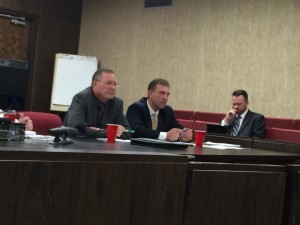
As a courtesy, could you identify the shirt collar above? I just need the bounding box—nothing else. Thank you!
[91,89,107,107]
[147,99,159,116]
[238,109,248,119]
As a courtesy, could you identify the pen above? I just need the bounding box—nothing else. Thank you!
[125,129,135,133]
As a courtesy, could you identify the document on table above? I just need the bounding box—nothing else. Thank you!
[203,141,244,150]
[97,138,131,143]
[130,138,194,149]
[131,138,194,146]
[25,131,54,141]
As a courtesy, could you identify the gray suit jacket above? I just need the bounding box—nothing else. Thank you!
[226,110,265,138]
[64,87,130,138]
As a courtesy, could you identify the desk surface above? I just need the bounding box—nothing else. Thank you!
[0,137,299,164]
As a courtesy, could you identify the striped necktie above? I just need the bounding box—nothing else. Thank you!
[152,112,158,130]
[231,115,241,136]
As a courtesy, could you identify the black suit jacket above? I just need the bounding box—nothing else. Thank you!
[226,110,265,138]
[64,87,130,138]
[126,97,183,139]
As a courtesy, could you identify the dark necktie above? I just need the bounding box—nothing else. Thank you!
[97,104,105,128]
[231,115,241,136]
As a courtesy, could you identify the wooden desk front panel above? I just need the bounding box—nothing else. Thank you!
[253,139,300,154]
[291,171,300,225]
[185,163,286,225]
[0,160,187,225]
[284,165,300,225]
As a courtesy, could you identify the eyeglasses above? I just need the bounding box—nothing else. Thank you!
[95,80,120,87]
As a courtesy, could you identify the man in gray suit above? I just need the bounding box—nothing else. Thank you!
[64,68,130,138]
[221,90,265,138]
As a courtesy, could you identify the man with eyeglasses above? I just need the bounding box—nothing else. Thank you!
[64,68,130,138]
[126,78,193,142]
[221,89,265,138]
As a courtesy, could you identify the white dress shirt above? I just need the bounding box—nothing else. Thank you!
[146,100,167,140]
[221,109,249,129]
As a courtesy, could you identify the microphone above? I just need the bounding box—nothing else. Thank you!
[49,126,80,144]
[50,126,80,136]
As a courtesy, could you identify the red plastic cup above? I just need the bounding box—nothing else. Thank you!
[3,110,16,123]
[106,124,118,143]
[194,130,206,147]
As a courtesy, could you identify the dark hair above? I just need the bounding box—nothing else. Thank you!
[232,90,248,101]
[92,68,115,81]
[147,78,170,91]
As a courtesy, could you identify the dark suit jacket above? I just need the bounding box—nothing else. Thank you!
[64,87,130,138]
[126,97,183,139]
[225,110,265,138]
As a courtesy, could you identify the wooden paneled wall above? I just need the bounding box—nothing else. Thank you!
[0,0,82,111]
[0,17,29,60]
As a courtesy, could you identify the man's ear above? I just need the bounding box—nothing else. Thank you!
[147,90,152,98]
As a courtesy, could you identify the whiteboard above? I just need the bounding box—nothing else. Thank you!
[50,53,98,111]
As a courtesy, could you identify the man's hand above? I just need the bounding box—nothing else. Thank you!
[166,128,181,141]
[19,113,33,131]
[224,109,237,124]
[180,128,193,142]
[89,127,102,131]
[116,125,126,137]
[90,125,125,137]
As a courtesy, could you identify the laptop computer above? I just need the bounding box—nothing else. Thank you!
[206,124,227,135]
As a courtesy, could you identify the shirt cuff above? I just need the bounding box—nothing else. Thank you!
[221,119,228,126]
[158,132,167,140]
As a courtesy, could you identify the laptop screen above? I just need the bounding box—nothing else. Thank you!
[206,124,227,135]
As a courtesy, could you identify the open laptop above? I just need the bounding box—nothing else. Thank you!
[206,124,227,135]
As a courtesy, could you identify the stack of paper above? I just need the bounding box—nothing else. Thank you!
[203,141,243,150]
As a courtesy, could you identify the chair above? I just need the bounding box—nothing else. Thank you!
[292,119,300,130]
[17,111,63,135]
[177,119,194,129]
[192,120,207,131]
[265,127,271,138]
[194,111,225,123]
[265,127,300,144]
[173,110,194,120]
[264,117,294,129]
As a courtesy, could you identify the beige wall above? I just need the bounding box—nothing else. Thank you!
[79,0,300,119]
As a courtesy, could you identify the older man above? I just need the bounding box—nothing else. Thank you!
[64,68,130,138]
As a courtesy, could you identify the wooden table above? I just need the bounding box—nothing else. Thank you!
[0,137,299,225]
[1,138,299,164]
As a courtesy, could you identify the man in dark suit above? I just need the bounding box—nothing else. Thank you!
[63,68,130,138]
[126,78,192,142]
[221,90,265,138]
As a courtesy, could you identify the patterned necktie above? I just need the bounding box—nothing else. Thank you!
[152,112,158,130]
[231,115,241,136]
